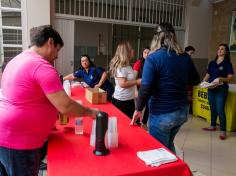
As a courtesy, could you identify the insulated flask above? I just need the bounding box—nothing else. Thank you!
[93,111,110,156]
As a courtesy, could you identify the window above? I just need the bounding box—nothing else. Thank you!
[0,0,22,65]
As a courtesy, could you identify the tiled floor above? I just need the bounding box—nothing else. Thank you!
[39,115,236,176]
[175,115,236,176]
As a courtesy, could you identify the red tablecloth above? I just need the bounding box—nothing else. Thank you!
[47,86,192,176]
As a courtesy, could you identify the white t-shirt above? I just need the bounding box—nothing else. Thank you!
[113,66,136,101]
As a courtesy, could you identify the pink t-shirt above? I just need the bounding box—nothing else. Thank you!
[0,50,63,149]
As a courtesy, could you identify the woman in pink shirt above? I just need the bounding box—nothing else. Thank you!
[0,25,98,176]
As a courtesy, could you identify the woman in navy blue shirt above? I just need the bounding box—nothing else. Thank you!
[202,44,234,140]
[64,55,114,101]
[130,23,200,153]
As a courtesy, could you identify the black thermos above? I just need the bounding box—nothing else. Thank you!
[93,111,110,156]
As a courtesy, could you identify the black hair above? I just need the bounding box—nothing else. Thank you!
[185,46,195,52]
[79,54,95,69]
[136,47,150,79]
[30,25,64,48]
[139,46,150,60]
[215,43,231,62]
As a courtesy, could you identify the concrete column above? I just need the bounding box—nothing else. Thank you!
[21,0,51,49]
[185,0,212,59]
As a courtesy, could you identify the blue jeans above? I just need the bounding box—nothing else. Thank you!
[0,146,41,176]
[148,105,189,153]
[208,87,228,131]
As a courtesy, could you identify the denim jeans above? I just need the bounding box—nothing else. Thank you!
[208,87,228,131]
[148,105,189,153]
[0,146,41,176]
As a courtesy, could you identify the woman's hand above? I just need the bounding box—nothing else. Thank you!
[212,77,223,86]
[130,110,142,125]
[204,77,223,89]
[136,78,142,86]
[94,71,107,89]
[94,83,101,88]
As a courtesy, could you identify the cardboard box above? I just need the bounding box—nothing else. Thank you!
[85,88,107,104]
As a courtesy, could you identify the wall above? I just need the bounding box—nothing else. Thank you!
[209,0,236,80]
[185,0,212,79]
[74,21,111,55]
[21,0,51,49]
[185,0,212,59]
[74,21,112,70]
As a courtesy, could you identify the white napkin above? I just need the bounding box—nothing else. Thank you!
[137,148,177,167]
[199,81,215,88]
[199,81,222,89]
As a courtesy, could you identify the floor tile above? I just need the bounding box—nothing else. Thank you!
[175,115,236,176]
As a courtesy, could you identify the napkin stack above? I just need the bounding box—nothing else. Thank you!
[199,81,222,88]
[137,148,177,167]
[199,81,215,88]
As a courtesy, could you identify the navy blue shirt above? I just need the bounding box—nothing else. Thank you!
[137,48,200,114]
[207,59,234,88]
[74,66,114,100]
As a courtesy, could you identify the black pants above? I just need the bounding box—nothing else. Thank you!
[112,98,135,119]
[40,141,48,161]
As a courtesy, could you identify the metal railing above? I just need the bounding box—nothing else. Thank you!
[3,28,22,45]
[55,0,185,29]
[0,0,22,64]
[3,46,22,63]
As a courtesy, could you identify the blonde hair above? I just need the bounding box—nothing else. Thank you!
[109,41,133,77]
[150,23,183,54]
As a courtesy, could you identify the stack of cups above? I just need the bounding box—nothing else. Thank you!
[90,117,118,148]
[107,117,118,148]
[63,80,71,96]
[90,120,96,146]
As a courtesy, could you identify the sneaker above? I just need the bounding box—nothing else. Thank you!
[39,162,47,170]
[202,127,216,131]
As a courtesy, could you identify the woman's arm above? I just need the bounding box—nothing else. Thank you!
[134,70,138,79]
[133,70,142,87]
[216,62,234,84]
[217,74,233,84]
[130,85,152,125]
[202,73,210,82]
[117,77,140,88]
[63,73,75,81]
[95,72,107,88]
